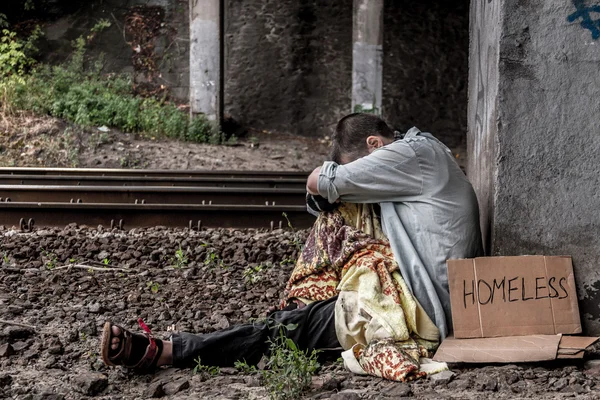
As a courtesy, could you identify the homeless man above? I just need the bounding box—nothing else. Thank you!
[100,113,483,381]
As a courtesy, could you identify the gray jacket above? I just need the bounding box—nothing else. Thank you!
[317,127,483,338]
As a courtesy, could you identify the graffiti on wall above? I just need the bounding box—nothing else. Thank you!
[568,0,600,40]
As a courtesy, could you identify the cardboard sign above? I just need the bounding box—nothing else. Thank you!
[433,334,598,363]
[447,256,581,339]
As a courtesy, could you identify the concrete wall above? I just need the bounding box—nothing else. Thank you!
[225,0,470,139]
[383,0,470,148]
[224,0,352,137]
[468,0,600,334]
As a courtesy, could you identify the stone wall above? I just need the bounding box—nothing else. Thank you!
[382,0,470,148]
[224,0,352,138]
[468,0,600,334]
[225,0,470,140]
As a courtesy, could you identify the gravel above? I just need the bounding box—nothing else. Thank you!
[1,224,600,399]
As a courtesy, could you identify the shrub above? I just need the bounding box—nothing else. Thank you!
[0,22,220,143]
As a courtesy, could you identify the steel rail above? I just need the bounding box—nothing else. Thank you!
[0,175,306,189]
[2,202,315,230]
[0,168,309,179]
[0,185,305,205]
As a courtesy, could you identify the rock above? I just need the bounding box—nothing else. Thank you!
[88,302,102,314]
[80,322,97,336]
[11,341,30,352]
[330,390,362,400]
[163,378,190,395]
[7,326,34,339]
[244,375,261,387]
[561,383,587,394]
[42,355,58,369]
[47,344,63,355]
[478,376,498,391]
[23,348,39,360]
[0,343,14,357]
[554,377,568,391]
[72,372,108,396]
[381,382,412,397]
[311,374,342,391]
[0,373,12,387]
[430,370,455,386]
[584,360,600,378]
[213,315,230,330]
[33,392,65,400]
[66,330,79,343]
[219,367,238,375]
[143,381,165,398]
[510,380,527,393]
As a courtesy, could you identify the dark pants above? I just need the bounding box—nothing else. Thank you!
[171,296,341,368]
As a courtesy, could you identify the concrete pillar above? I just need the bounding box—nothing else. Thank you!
[352,0,383,114]
[189,0,221,122]
[468,0,600,333]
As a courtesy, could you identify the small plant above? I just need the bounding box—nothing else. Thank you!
[171,246,188,269]
[243,263,270,285]
[279,257,295,267]
[282,212,303,252]
[2,251,9,265]
[43,250,58,270]
[261,325,320,400]
[204,251,225,270]
[192,356,220,376]
[234,359,258,374]
[88,19,111,41]
[146,281,160,294]
[80,332,88,342]
[102,258,110,266]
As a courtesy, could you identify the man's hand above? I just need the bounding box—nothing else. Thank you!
[306,166,321,195]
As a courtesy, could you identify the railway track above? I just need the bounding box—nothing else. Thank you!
[0,168,314,230]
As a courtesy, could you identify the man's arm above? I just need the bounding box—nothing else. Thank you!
[306,167,320,195]
[316,141,424,204]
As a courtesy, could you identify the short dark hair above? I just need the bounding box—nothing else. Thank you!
[329,113,395,163]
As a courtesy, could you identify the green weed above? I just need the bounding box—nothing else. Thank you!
[234,359,257,374]
[192,356,220,376]
[282,212,303,252]
[43,250,58,270]
[204,251,226,270]
[236,324,320,400]
[146,281,160,294]
[171,246,189,269]
[243,263,270,285]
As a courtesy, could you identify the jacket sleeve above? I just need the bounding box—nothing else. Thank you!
[316,141,423,204]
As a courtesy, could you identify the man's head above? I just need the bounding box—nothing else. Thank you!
[329,113,395,164]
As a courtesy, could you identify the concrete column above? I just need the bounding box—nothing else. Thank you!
[468,0,600,333]
[352,0,383,114]
[189,0,221,122]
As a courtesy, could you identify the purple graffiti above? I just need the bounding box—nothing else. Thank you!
[568,0,600,40]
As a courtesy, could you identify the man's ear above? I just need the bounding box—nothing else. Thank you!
[366,136,384,153]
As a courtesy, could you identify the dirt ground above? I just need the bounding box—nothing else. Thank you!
[0,114,467,171]
[0,115,328,171]
[1,225,600,400]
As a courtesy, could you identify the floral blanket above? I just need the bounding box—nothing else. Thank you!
[284,203,446,382]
